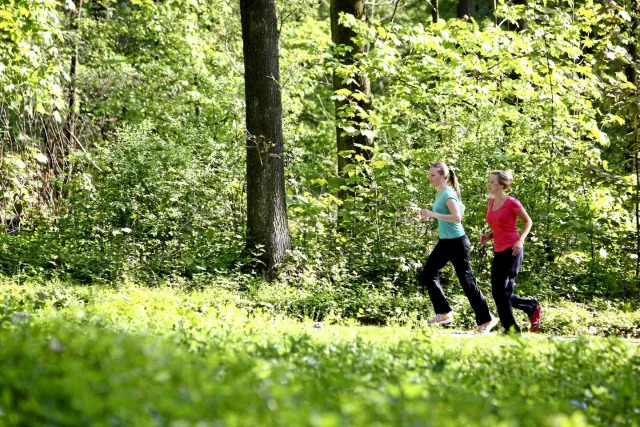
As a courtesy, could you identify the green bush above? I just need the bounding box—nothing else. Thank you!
[0,121,248,282]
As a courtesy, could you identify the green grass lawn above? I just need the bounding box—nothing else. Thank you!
[0,280,638,426]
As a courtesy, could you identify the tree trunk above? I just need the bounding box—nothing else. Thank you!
[431,0,439,23]
[239,0,291,274]
[625,0,639,275]
[330,0,375,201]
[52,0,84,202]
[64,0,83,148]
[625,0,638,88]
[457,0,473,19]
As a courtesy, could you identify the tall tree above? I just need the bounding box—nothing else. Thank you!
[58,0,84,200]
[65,0,83,147]
[431,0,439,22]
[330,0,375,203]
[625,0,640,275]
[457,0,473,19]
[239,0,291,273]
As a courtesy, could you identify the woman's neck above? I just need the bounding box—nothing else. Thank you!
[435,182,448,193]
[493,191,507,201]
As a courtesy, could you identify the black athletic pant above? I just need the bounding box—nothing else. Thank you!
[418,235,492,326]
[491,248,538,333]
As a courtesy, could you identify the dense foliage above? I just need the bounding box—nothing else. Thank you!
[1,0,639,307]
[3,2,640,424]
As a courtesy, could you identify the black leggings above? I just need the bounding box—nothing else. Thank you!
[418,235,492,325]
[491,248,538,333]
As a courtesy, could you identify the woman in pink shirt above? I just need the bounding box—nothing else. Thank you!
[480,171,542,333]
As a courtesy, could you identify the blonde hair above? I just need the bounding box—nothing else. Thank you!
[491,170,513,190]
[431,162,461,199]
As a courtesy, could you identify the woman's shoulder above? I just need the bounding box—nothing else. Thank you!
[443,187,458,199]
[507,196,524,209]
[507,196,521,204]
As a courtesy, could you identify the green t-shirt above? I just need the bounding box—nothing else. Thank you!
[433,187,465,239]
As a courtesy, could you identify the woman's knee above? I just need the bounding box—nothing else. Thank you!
[491,285,510,302]
[418,267,438,283]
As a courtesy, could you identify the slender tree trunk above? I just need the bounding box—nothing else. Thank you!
[431,0,439,23]
[625,0,639,275]
[493,0,497,25]
[457,0,473,19]
[54,0,83,202]
[330,0,375,202]
[543,32,556,263]
[65,0,83,148]
[239,0,291,274]
[635,147,639,277]
[194,75,201,118]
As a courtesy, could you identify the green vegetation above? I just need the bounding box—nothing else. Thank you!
[2,1,640,424]
[1,281,639,426]
[2,0,639,298]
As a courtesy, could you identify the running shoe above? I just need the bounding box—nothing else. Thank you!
[477,316,499,334]
[427,311,454,326]
[529,304,542,332]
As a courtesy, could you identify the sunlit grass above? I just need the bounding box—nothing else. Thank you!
[0,280,638,426]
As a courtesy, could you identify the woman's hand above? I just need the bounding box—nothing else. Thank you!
[512,240,524,255]
[480,234,492,245]
[420,209,434,218]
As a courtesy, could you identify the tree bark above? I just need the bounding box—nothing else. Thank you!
[431,0,439,23]
[457,0,473,19]
[239,0,291,273]
[330,0,375,200]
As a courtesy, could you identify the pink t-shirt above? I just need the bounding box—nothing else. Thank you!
[486,196,523,252]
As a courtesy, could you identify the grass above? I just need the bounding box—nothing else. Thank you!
[0,279,639,426]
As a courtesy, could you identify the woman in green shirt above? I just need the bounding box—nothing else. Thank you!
[418,162,497,334]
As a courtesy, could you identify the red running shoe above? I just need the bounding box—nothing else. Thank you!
[529,304,542,332]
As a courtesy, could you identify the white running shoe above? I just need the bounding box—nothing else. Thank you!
[477,316,499,334]
[427,311,454,326]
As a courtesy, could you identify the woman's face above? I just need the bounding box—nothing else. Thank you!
[487,174,502,195]
[429,167,444,187]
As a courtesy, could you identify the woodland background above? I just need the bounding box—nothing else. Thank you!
[2,1,640,425]
[1,0,640,322]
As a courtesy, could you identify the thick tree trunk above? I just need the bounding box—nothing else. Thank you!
[330,0,375,199]
[457,0,473,19]
[239,0,291,273]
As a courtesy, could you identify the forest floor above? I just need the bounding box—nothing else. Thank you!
[0,280,639,425]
